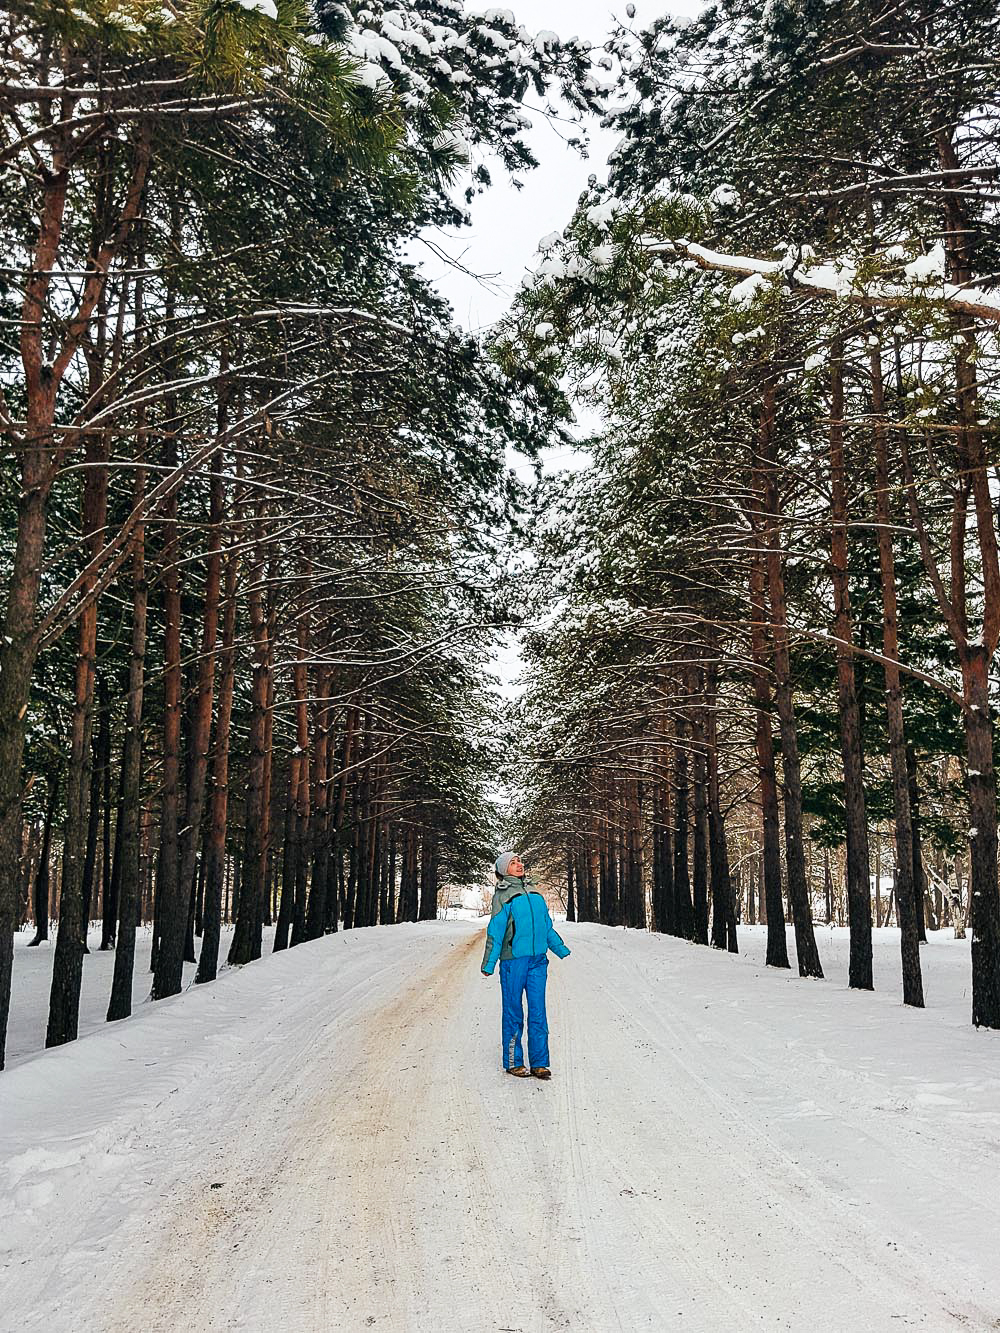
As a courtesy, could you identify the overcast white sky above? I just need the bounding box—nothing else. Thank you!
[419,2,622,337]
[418,1,701,338]
[416,1,701,694]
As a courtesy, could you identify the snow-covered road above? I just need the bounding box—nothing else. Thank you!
[2,921,999,1331]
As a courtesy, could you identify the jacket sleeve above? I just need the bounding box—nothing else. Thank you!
[482,903,511,975]
[544,905,570,959]
[481,891,502,972]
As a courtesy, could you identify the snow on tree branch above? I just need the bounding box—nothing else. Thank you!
[654,239,1000,324]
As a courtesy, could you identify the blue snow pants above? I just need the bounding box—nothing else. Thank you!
[499,954,549,1069]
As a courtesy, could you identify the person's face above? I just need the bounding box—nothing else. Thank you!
[508,855,524,877]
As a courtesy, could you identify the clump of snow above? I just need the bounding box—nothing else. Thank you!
[709,183,740,208]
[348,59,390,89]
[729,271,770,309]
[237,0,278,18]
[432,129,471,160]
[586,200,620,231]
[905,243,946,284]
[535,255,566,280]
[106,8,145,31]
[382,20,433,56]
[351,28,405,70]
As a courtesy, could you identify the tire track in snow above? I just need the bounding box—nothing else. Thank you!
[548,985,630,1332]
[13,946,411,1333]
[104,927,587,1333]
[89,932,473,1332]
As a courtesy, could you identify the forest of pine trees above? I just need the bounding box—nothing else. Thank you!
[501,0,1000,1029]
[4,0,1000,1078]
[0,0,600,1066]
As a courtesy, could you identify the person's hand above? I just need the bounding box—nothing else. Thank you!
[481,969,492,978]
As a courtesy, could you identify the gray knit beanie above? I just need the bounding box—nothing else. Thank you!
[494,851,519,878]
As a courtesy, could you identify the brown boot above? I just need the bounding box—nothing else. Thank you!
[506,1065,531,1078]
[531,1067,552,1080]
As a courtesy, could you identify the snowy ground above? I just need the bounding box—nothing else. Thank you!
[2,921,999,1331]
[5,923,276,1066]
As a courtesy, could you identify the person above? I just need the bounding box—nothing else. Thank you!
[481,851,570,1080]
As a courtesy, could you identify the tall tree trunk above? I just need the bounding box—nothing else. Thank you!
[748,547,789,969]
[178,429,227,972]
[0,154,71,1067]
[690,670,710,945]
[577,838,589,923]
[324,706,357,934]
[906,745,928,944]
[107,459,148,1021]
[196,542,239,985]
[274,767,297,952]
[871,349,923,1008]
[758,378,823,979]
[915,131,1000,1023]
[100,679,113,934]
[673,711,693,939]
[0,480,51,1066]
[962,648,1000,1026]
[598,813,611,927]
[151,424,185,999]
[385,822,398,925]
[150,196,186,998]
[47,385,111,1045]
[100,710,120,951]
[586,839,599,924]
[305,671,333,940]
[419,827,437,921]
[28,768,60,948]
[626,777,643,929]
[81,681,110,950]
[377,819,389,925]
[651,813,663,934]
[229,512,271,966]
[289,612,312,947]
[706,659,737,953]
[259,651,276,942]
[658,781,675,937]
[349,810,365,927]
[828,339,874,989]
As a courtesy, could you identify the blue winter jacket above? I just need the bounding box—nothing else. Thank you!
[482,891,570,975]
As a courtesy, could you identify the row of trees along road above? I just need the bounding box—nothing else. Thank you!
[0,0,605,1068]
[500,0,1000,1028]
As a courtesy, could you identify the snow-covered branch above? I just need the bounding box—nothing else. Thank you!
[654,239,1000,324]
